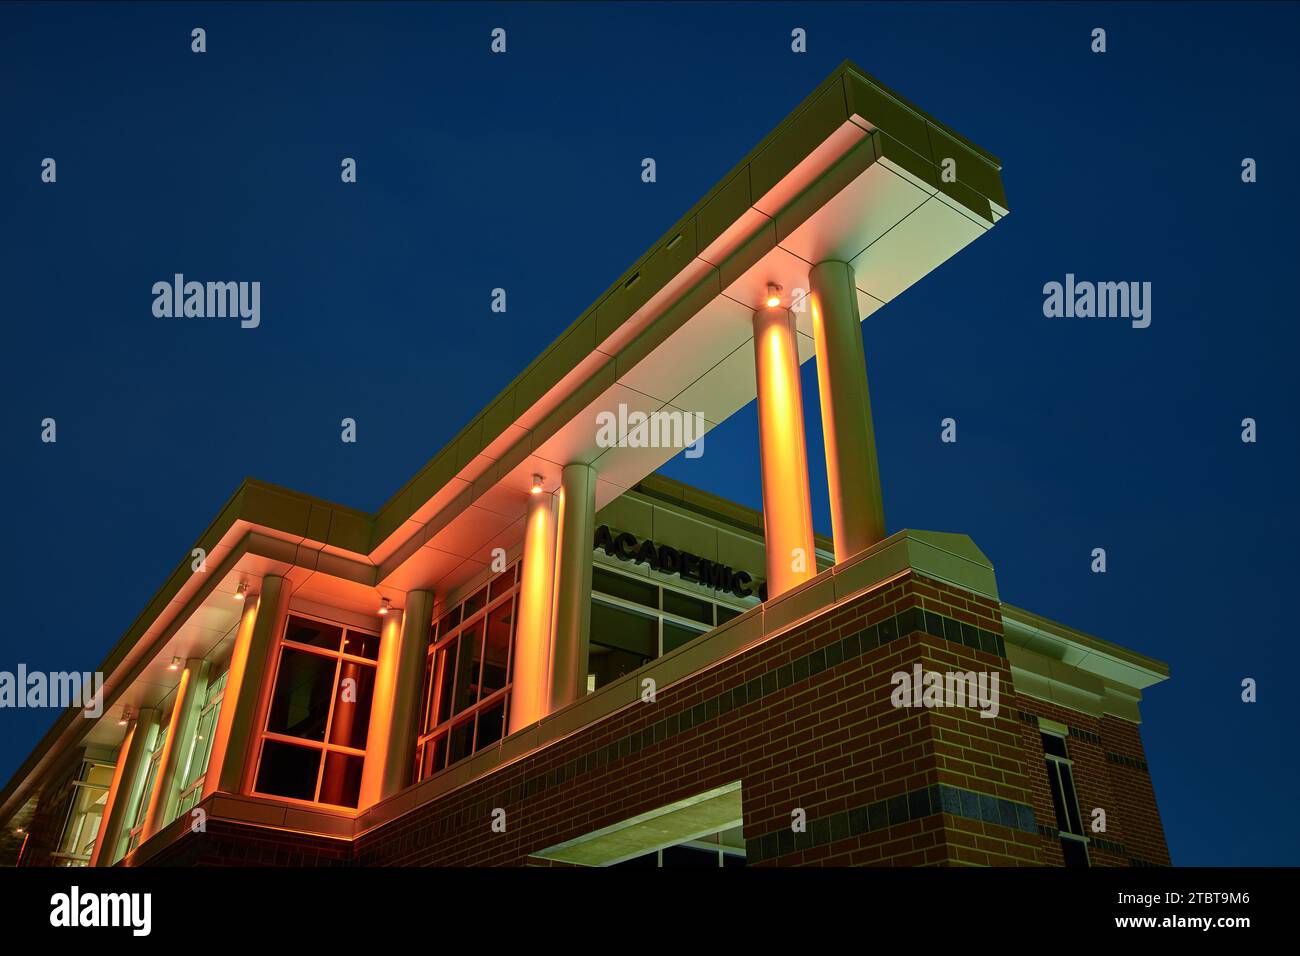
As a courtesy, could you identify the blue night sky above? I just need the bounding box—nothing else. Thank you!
[2,2,1297,866]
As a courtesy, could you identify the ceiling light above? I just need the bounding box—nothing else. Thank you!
[378,597,392,616]
[530,474,544,495]
[764,283,783,308]
[168,656,182,671]
[234,582,248,601]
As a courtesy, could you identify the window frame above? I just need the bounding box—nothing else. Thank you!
[50,759,115,867]
[175,668,229,817]
[414,564,519,783]
[251,610,382,810]
[589,559,755,662]
[1041,730,1090,866]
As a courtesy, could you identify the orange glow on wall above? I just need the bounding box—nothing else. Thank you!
[508,492,557,735]
[752,306,817,598]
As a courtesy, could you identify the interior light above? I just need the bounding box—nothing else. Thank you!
[117,707,131,726]
[168,656,181,671]
[234,582,248,601]
[764,283,783,308]
[378,597,392,616]
[530,474,544,495]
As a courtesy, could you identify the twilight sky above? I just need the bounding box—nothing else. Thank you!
[3,1,1297,865]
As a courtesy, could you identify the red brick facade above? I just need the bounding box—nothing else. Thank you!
[124,571,1169,867]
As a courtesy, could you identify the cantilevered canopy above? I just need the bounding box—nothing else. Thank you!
[0,61,1008,824]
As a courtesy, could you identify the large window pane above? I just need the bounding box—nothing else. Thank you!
[663,589,713,625]
[318,751,364,808]
[588,644,651,690]
[255,740,321,802]
[448,718,475,765]
[476,697,506,749]
[284,616,343,652]
[590,601,657,658]
[432,639,457,728]
[342,628,380,661]
[267,648,337,742]
[481,600,513,698]
[329,660,376,750]
[592,567,658,609]
[453,621,483,714]
[663,620,707,655]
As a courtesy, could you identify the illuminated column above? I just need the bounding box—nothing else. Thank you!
[550,462,596,712]
[91,707,159,867]
[809,260,886,561]
[508,490,558,734]
[358,590,432,809]
[209,574,289,796]
[141,658,210,840]
[752,305,818,597]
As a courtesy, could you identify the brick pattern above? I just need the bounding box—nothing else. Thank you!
[136,819,351,867]
[136,572,1166,868]
[1016,699,1171,866]
[344,572,1043,867]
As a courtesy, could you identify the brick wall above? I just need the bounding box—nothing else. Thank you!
[133,819,351,867]
[1016,698,1171,866]
[349,571,1042,867]
[135,571,1167,868]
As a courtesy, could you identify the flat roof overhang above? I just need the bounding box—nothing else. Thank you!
[0,61,1011,823]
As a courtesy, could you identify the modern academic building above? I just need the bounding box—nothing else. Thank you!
[1,62,1170,868]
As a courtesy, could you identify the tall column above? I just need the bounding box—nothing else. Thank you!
[142,658,210,840]
[144,658,208,837]
[210,574,288,796]
[358,591,432,809]
[752,305,818,598]
[203,595,258,800]
[809,260,886,561]
[508,490,558,734]
[550,462,596,712]
[91,707,159,867]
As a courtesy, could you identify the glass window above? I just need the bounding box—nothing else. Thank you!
[664,589,713,626]
[284,617,343,652]
[319,751,364,808]
[53,762,114,866]
[175,669,228,820]
[587,564,755,691]
[593,566,658,609]
[590,601,657,658]
[266,647,337,742]
[256,740,321,802]
[663,620,707,655]
[329,659,376,750]
[255,614,379,809]
[1042,731,1090,866]
[415,564,520,784]
[481,600,513,698]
